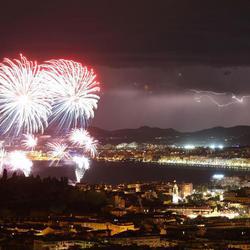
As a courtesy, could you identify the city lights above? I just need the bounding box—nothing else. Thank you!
[212,174,225,180]
[184,144,195,150]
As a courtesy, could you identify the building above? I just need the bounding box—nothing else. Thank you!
[179,183,193,198]
[172,183,179,204]
[113,195,126,209]
[110,236,178,248]
[34,240,95,250]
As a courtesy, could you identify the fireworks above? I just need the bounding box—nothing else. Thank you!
[72,155,89,183]
[0,54,101,179]
[47,142,71,165]
[69,128,90,146]
[7,151,32,177]
[73,155,90,170]
[0,55,52,135]
[43,59,100,130]
[83,135,98,157]
[22,134,38,150]
[69,128,98,157]
[0,55,101,134]
[0,148,6,172]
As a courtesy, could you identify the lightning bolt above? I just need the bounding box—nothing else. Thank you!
[191,89,250,108]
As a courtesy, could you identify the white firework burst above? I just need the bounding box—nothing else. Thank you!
[7,150,32,177]
[43,59,100,130]
[69,128,90,145]
[22,134,38,150]
[83,136,98,158]
[69,128,98,157]
[47,142,71,165]
[72,155,89,183]
[0,54,52,135]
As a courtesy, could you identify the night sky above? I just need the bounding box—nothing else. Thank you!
[2,0,250,131]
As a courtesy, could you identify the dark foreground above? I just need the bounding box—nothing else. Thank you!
[0,171,249,249]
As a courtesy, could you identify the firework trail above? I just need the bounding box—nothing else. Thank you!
[43,59,100,131]
[0,55,52,135]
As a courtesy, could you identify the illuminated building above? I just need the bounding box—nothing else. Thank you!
[113,195,126,209]
[179,183,193,198]
[34,240,95,250]
[172,182,179,204]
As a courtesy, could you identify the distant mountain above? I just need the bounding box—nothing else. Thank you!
[89,125,250,146]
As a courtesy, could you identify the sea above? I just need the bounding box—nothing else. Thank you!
[31,160,250,185]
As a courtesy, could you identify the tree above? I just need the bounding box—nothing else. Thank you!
[2,169,7,181]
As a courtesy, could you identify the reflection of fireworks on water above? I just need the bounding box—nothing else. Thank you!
[69,128,98,157]
[47,142,71,165]
[0,55,52,135]
[22,134,38,150]
[7,151,32,177]
[72,155,89,183]
[43,59,100,131]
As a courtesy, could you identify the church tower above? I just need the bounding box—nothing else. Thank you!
[172,182,179,204]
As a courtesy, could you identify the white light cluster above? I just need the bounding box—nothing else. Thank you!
[209,144,224,150]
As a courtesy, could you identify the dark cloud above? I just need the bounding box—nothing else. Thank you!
[98,65,250,94]
[1,0,250,130]
[1,0,250,67]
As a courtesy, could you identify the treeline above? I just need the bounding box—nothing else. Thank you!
[0,169,107,217]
